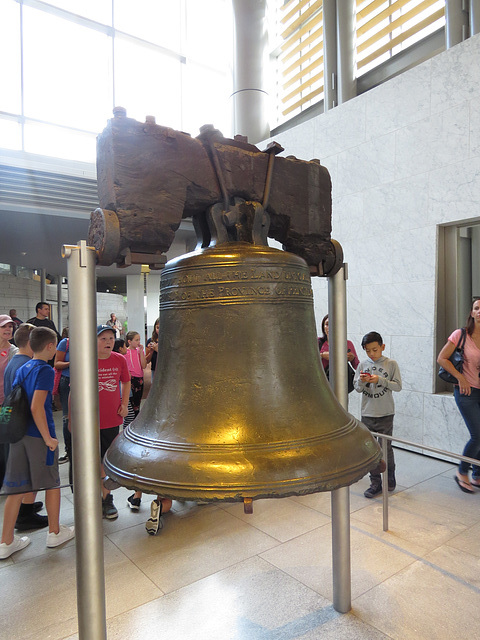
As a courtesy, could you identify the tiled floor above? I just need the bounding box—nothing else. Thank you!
[1,412,480,640]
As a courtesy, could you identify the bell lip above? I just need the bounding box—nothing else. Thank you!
[103,433,382,502]
[103,454,381,502]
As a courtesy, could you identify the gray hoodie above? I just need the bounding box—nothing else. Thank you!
[354,355,402,417]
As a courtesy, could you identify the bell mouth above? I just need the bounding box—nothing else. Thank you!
[104,418,381,502]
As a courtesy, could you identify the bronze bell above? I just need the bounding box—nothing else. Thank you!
[104,236,381,502]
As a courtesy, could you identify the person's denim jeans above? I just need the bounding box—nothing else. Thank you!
[59,374,72,487]
[454,386,480,478]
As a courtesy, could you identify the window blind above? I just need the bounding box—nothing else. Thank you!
[356,0,445,75]
[275,0,445,123]
[279,0,324,118]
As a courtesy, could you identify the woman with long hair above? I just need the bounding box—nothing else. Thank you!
[146,317,160,379]
[438,297,480,493]
[318,314,359,392]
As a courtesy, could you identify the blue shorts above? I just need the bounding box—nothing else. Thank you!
[2,435,60,494]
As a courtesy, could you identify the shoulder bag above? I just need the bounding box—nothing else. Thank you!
[438,328,467,384]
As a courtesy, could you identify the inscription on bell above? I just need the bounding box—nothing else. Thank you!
[161,264,313,305]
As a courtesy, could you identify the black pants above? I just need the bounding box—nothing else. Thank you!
[130,376,144,416]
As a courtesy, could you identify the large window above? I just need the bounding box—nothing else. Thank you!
[0,0,232,163]
[356,0,445,76]
[437,222,480,390]
[270,0,445,128]
[270,0,324,123]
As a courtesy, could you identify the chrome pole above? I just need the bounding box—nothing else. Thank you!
[63,241,107,640]
[328,262,351,613]
[382,437,388,532]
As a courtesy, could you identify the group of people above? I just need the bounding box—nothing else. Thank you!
[320,296,480,499]
[99,318,171,532]
[318,314,402,497]
[0,314,75,560]
[0,306,169,560]
[2,296,479,559]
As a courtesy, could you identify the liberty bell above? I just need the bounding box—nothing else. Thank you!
[90,114,382,506]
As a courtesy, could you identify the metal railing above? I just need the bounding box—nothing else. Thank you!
[371,431,480,531]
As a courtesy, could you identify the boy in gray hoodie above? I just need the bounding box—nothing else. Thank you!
[354,331,402,498]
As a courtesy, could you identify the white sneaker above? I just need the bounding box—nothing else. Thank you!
[145,500,163,536]
[46,524,75,548]
[0,535,31,559]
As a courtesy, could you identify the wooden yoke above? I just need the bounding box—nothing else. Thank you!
[88,108,341,276]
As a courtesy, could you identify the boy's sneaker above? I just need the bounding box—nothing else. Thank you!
[102,494,118,519]
[0,535,30,559]
[364,483,382,499]
[145,499,163,536]
[127,494,141,511]
[58,454,69,464]
[46,524,75,548]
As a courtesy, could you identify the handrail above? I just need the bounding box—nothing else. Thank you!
[370,431,480,531]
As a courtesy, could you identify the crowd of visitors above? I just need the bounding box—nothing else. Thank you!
[1,298,479,559]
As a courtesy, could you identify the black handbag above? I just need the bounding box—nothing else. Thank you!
[438,328,467,384]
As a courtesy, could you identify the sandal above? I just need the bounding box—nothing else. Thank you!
[470,480,480,488]
[455,475,475,494]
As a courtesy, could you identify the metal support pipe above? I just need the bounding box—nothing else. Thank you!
[470,0,480,35]
[336,0,357,105]
[382,437,388,532]
[56,276,63,336]
[40,267,47,303]
[445,0,468,47]
[328,262,351,613]
[62,241,107,640]
[323,0,337,111]
[231,0,269,143]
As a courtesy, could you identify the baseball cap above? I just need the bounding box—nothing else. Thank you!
[0,314,14,327]
[97,324,115,336]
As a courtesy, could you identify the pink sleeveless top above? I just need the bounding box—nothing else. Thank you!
[126,348,143,378]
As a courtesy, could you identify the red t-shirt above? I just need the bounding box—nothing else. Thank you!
[98,352,130,429]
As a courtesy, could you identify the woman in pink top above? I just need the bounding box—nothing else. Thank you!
[438,297,480,493]
[318,314,359,393]
[125,331,147,417]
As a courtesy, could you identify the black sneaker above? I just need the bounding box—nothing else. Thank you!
[127,494,141,511]
[102,494,118,519]
[364,484,382,499]
[15,511,49,531]
[58,454,69,465]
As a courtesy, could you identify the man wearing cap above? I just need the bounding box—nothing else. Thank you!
[96,325,130,519]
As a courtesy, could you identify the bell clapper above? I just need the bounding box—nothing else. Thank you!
[243,498,253,514]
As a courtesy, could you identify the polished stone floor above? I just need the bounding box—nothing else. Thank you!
[1,411,480,640]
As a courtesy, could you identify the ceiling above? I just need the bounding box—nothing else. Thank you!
[0,156,196,290]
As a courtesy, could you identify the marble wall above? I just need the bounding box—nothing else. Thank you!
[263,33,480,460]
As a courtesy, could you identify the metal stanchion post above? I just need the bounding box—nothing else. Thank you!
[328,263,351,613]
[62,241,107,640]
[382,437,389,531]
